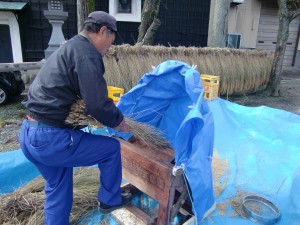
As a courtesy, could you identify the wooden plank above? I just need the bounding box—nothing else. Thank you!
[257,31,299,39]
[259,17,279,23]
[0,61,44,72]
[111,207,147,225]
[157,205,168,225]
[257,25,279,31]
[126,205,155,224]
[260,9,278,16]
[257,32,278,38]
[120,140,174,207]
[171,185,188,221]
[256,43,276,48]
[158,169,185,225]
[257,34,298,42]
[131,141,174,163]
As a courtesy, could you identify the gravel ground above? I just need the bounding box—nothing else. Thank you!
[0,95,27,152]
[1,67,299,153]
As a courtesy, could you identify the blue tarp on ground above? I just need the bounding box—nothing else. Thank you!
[0,150,39,194]
[1,60,300,224]
[203,98,300,225]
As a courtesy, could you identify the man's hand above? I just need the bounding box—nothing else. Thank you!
[113,118,131,133]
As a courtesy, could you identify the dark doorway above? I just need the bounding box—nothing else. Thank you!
[0,24,13,63]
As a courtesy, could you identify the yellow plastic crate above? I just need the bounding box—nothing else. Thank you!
[107,86,124,104]
[200,74,220,100]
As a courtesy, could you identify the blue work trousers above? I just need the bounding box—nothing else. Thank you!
[18,119,122,225]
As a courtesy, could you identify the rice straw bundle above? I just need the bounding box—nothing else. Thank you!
[0,167,100,225]
[104,45,273,95]
[65,99,171,149]
[124,118,170,149]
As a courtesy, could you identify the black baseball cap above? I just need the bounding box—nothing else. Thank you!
[84,11,117,32]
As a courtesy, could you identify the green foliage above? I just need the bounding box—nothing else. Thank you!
[88,0,95,13]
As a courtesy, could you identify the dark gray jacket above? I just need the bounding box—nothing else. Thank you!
[23,35,123,128]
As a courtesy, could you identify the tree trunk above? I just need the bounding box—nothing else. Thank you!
[208,0,231,47]
[265,19,289,95]
[265,0,292,96]
[77,0,94,33]
[137,0,161,45]
[139,18,161,45]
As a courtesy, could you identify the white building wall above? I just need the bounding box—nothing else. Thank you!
[228,0,262,49]
[0,11,23,63]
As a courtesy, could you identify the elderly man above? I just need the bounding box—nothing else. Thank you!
[19,11,131,225]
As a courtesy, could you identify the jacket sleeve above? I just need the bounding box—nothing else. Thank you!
[75,54,123,128]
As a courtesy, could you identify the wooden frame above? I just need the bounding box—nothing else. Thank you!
[120,140,189,225]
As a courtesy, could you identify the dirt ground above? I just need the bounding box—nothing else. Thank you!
[0,67,299,152]
[228,67,300,115]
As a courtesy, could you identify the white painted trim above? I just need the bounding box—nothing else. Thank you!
[109,0,141,22]
[0,11,23,63]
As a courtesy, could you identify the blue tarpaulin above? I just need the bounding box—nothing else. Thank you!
[1,60,300,224]
[203,99,300,225]
[117,60,216,222]
[0,150,39,194]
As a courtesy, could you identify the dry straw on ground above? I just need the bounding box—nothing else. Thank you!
[212,150,229,197]
[227,191,253,218]
[0,150,230,224]
[211,152,254,218]
[214,191,258,218]
[65,99,171,149]
[104,45,273,95]
[0,167,100,225]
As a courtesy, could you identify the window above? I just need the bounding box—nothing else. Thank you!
[226,33,242,49]
[109,0,141,22]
